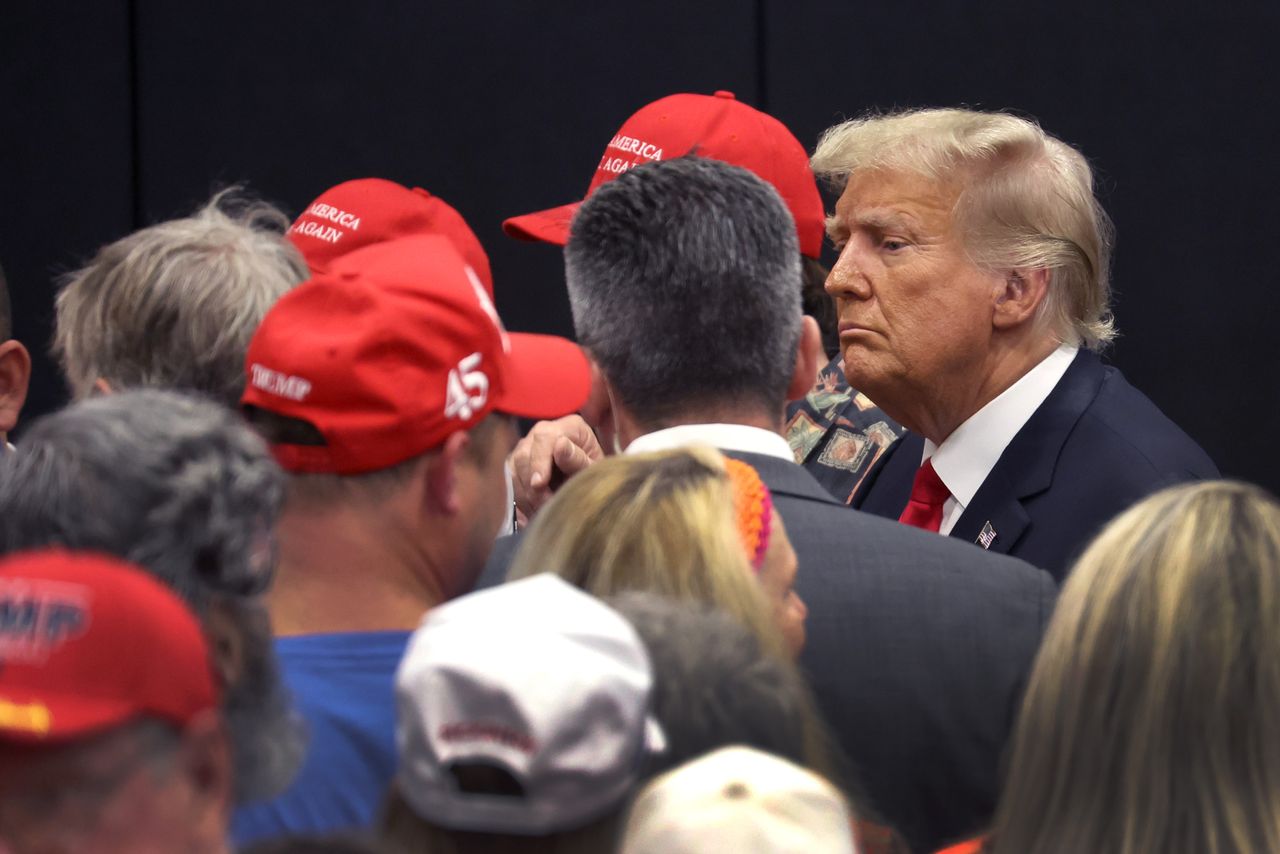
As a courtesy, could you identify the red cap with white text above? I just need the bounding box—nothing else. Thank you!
[503,91,825,259]
[288,178,494,295]
[241,235,591,475]
[0,550,219,742]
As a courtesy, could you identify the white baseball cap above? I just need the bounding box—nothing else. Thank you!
[620,746,859,854]
[394,574,666,835]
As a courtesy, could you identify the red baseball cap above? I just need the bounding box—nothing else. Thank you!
[241,235,591,475]
[503,91,825,259]
[0,550,219,743]
[288,178,494,295]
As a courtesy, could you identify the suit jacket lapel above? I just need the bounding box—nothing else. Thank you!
[951,350,1106,553]
[949,466,1031,555]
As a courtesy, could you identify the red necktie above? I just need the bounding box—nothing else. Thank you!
[898,459,950,533]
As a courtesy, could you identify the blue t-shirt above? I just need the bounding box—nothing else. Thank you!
[231,631,412,846]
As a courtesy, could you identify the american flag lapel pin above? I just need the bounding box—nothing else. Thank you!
[977,522,997,550]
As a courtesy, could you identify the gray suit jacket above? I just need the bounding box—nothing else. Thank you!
[478,451,1056,853]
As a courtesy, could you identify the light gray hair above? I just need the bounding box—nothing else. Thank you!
[565,156,803,427]
[812,108,1116,349]
[53,188,309,407]
[0,389,303,802]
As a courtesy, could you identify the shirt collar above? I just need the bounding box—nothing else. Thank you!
[625,423,795,461]
[924,344,1078,510]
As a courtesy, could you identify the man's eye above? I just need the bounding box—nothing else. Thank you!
[882,239,908,252]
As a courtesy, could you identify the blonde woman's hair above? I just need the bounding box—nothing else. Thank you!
[811,107,1115,349]
[507,445,787,658]
[53,187,308,407]
[988,480,1280,854]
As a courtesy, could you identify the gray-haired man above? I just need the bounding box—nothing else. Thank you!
[52,189,308,408]
[485,156,1057,852]
[0,389,305,808]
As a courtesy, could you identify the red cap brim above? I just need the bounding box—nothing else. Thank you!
[501,202,581,246]
[497,333,592,420]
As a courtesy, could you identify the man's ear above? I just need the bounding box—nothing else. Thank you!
[0,340,31,436]
[202,599,245,691]
[786,316,823,401]
[581,358,625,455]
[992,268,1051,331]
[424,431,469,517]
[578,358,613,433]
[177,708,235,837]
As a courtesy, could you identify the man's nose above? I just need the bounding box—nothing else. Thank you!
[826,245,872,300]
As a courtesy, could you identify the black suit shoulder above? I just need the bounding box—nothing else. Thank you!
[1069,363,1217,480]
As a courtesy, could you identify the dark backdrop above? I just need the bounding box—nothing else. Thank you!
[3,2,1278,493]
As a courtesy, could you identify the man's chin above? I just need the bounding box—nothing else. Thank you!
[840,360,902,410]
[838,348,880,386]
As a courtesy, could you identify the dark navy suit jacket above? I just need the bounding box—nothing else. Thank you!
[479,448,1057,852]
[853,350,1218,580]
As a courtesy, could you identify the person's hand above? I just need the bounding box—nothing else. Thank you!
[509,415,605,522]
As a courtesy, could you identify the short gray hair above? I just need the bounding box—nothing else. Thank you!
[812,108,1116,349]
[0,389,303,801]
[53,188,309,407]
[565,156,803,427]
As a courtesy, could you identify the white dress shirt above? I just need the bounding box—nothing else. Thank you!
[625,423,794,461]
[923,345,1078,535]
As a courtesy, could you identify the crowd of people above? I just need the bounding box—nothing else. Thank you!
[0,90,1261,854]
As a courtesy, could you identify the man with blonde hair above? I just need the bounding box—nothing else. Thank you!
[816,107,1216,578]
[53,189,308,407]
[504,90,904,504]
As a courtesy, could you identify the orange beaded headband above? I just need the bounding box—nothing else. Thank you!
[723,459,774,571]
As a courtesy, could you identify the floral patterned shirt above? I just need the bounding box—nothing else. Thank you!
[785,354,905,505]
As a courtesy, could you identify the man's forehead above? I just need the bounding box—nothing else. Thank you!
[831,169,960,226]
